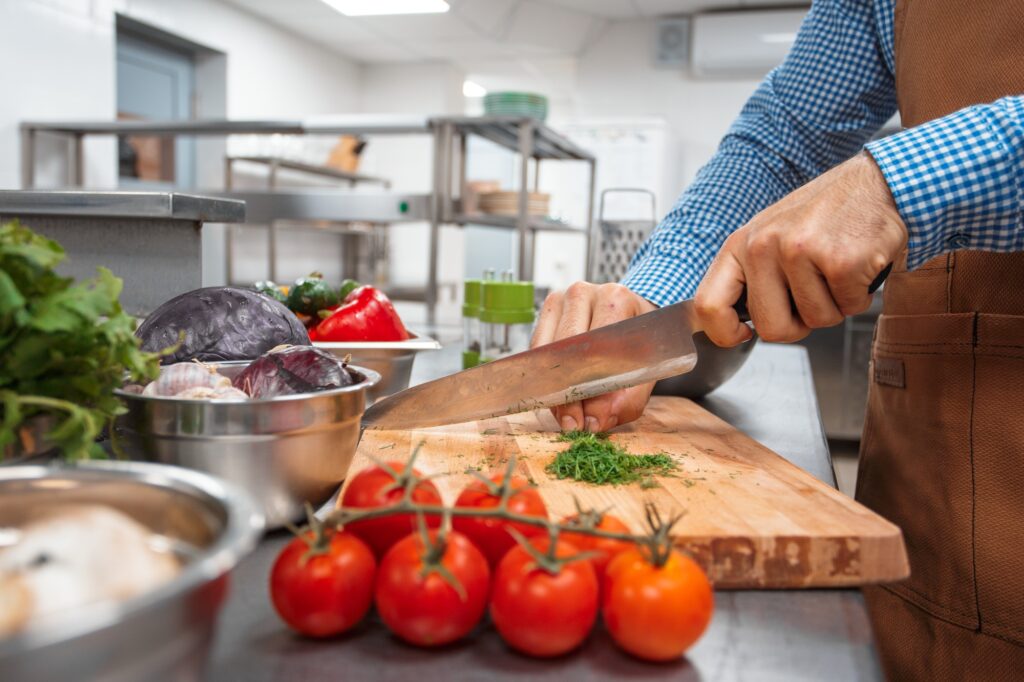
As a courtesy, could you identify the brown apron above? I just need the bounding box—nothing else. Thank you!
[855,1,1024,679]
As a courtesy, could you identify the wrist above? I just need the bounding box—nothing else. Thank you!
[865,100,1024,269]
[857,151,908,247]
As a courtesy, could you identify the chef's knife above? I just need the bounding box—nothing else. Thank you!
[361,265,891,431]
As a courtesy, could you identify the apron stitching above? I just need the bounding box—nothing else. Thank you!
[886,582,980,623]
[876,341,974,347]
[969,311,982,632]
[880,584,1024,643]
[870,349,970,357]
[946,253,955,314]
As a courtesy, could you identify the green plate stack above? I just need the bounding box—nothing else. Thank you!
[483,91,549,121]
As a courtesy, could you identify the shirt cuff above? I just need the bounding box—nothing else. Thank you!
[620,248,709,307]
[866,100,1024,269]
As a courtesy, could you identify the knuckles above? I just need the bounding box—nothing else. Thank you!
[597,282,634,308]
[565,281,594,300]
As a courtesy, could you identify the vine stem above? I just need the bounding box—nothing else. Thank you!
[322,500,642,545]
[321,451,679,551]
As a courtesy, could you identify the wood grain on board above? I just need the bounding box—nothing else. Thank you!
[341,397,909,589]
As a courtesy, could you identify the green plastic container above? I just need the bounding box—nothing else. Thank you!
[462,279,484,369]
[480,280,535,362]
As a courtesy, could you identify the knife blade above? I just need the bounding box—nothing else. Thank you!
[361,298,714,431]
[361,263,894,432]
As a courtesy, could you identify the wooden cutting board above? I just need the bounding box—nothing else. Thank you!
[342,397,909,588]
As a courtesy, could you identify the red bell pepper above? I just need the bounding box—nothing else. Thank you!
[313,286,410,342]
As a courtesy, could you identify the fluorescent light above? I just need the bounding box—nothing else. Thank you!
[321,0,449,16]
[462,80,487,98]
[760,32,796,44]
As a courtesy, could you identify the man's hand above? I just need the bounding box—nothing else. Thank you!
[532,282,657,433]
[695,152,907,346]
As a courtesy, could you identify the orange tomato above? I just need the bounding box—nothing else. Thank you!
[602,547,713,661]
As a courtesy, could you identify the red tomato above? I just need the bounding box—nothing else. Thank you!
[453,475,548,567]
[603,548,714,661]
[490,537,599,658]
[270,530,376,638]
[562,513,632,585]
[375,530,491,647]
[341,461,442,558]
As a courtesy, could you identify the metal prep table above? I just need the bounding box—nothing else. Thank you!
[0,190,244,316]
[208,342,882,682]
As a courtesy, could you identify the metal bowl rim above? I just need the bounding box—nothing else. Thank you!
[113,362,381,405]
[0,460,264,656]
[313,337,441,351]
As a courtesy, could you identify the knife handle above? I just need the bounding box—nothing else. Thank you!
[732,263,892,324]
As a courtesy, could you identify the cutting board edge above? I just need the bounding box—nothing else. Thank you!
[677,526,910,588]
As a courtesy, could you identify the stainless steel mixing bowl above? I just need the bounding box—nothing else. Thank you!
[315,335,441,402]
[653,332,757,399]
[114,362,380,528]
[0,461,263,682]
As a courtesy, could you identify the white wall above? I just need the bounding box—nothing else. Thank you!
[0,0,118,190]
[1,0,364,285]
[357,62,465,298]
[574,18,762,192]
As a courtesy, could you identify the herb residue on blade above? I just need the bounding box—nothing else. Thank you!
[546,431,677,486]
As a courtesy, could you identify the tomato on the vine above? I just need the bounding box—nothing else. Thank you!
[452,474,548,567]
[562,512,631,584]
[603,547,714,661]
[375,529,490,647]
[270,529,376,638]
[490,536,598,658]
[340,461,442,558]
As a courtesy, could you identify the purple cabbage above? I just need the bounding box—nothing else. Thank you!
[136,287,309,364]
[232,345,359,398]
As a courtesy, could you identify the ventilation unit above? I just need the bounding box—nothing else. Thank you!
[690,9,807,78]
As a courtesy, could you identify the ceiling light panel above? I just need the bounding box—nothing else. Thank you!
[320,0,450,17]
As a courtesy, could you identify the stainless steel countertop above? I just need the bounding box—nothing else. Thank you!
[208,342,880,682]
[0,190,245,223]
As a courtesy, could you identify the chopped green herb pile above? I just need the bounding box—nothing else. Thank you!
[546,430,677,486]
[0,221,160,460]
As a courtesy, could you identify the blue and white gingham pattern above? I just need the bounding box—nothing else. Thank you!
[867,97,1024,267]
[621,0,1024,306]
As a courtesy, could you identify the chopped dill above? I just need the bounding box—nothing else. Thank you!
[546,431,678,486]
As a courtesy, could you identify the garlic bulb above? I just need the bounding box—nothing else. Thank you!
[174,385,248,400]
[142,362,231,397]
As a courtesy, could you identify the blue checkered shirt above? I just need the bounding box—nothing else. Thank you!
[621,0,1024,306]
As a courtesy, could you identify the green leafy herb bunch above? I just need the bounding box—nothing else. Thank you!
[0,220,160,459]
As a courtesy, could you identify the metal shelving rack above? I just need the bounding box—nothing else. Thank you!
[223,154,392,286]
[19,116,597,320]
[432,116,596,286]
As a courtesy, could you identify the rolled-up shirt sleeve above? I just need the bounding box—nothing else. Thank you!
[866,96,1024,268]
[622,0,898,305]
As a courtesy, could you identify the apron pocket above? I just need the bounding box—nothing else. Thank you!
[856,312,979,628]
[971,314,1024,644]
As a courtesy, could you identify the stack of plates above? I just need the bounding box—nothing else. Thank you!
[478,191,550,217]
[483,92,549,121]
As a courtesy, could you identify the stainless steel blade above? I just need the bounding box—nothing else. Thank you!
[361,299,703,431]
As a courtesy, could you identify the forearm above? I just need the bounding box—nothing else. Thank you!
[866,96,1024,268]
[621,0,897,306]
